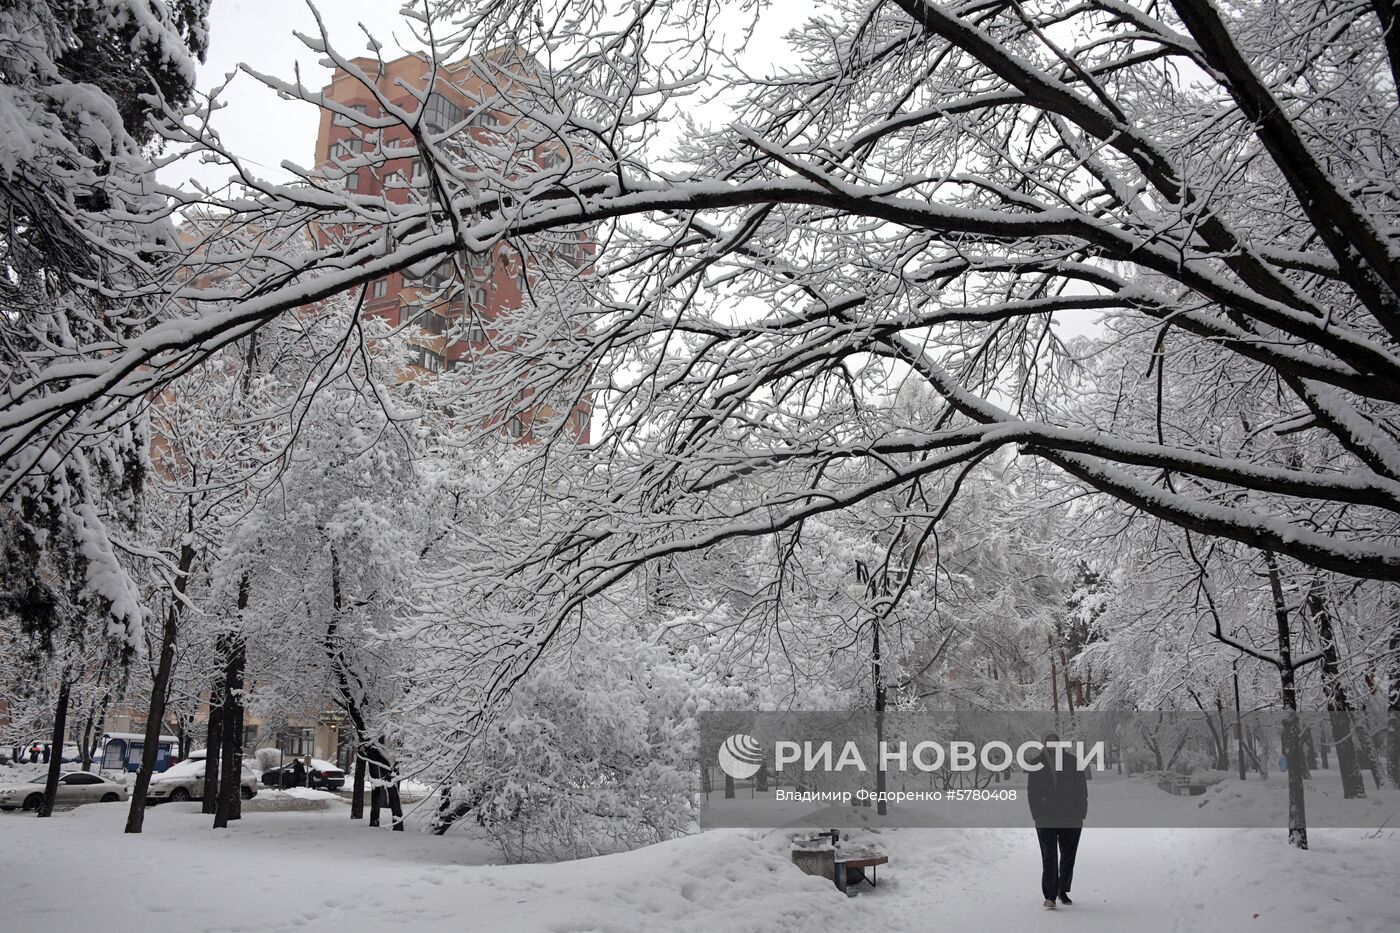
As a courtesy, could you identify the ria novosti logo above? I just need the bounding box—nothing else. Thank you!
[717,733,764,780]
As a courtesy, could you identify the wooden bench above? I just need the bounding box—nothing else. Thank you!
[791,832,889,896]
[835,850,889,893]
[1157,773,1207,796]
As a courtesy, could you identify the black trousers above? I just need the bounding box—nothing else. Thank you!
[1035,826,1082,900]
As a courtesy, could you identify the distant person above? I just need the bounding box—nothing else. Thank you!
[1027,732,1088,910]
[40,743,50,764]
[289,756,306,789]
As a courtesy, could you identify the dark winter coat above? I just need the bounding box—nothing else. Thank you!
[1026,748,1088,828]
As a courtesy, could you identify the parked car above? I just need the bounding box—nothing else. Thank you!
[146,758,258,803]
[0,771,128,811]
[261,758,346,791]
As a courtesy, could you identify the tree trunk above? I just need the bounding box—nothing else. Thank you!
[201,686,223,814]
[1266,554,1308,849]
[369,783,384,828]
[213,632,246,828]
[724,773,735,799]
[388,782,404,831]
[1307,589,1365,798]
[1388,606,1400,786]
[79,713,95,772]
[127,538,195,833]
[36,674,72,818]
[351,755,366,819]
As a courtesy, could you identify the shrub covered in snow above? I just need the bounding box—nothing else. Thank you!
[254,748,283,773]
[440,635,700,862]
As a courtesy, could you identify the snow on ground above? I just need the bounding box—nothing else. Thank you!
[1,797,1397,933]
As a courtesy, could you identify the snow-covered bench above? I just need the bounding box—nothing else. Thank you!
[1157,773,1207,796]
[791,831,889,896]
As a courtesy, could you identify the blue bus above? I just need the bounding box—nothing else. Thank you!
[98,732,179,773]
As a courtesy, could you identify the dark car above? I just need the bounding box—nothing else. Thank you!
[261,758,346,790]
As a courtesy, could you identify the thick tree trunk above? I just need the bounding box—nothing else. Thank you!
[36,675,72,818]
[369,783,384,828]
[1308,589,1365,797]
[127,538,195,833]
[201,687,223,814]
[213,632,246,828]
[388,782,404,831]
[351,755,366,820]
[79,712,96,772]
[1266,554,1308,849]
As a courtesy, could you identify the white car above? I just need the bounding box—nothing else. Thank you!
[0,771,129,811]
[146,758,258,803]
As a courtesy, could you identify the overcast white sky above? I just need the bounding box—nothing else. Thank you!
[162,1,427,191]
[169,2,1101,341]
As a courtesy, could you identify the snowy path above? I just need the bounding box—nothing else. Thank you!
[1,801,1395,932]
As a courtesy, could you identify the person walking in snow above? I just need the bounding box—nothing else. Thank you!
[1027,732,1088,910]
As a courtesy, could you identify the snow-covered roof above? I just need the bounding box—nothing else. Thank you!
[103,732,179,743]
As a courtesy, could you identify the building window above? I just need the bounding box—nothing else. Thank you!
[383,170,404,189]
[423,94,463,134]
[507,415,527,438]
[370,279,388,299]
[465,251,492,280]
[412,345,443,373]
[465,320,486,344]
[243,726,259,750]
[464,282,486,309]
[331,136,361,161]
[469,108,506,130]
[333,102,370,126]
[411,157,426,183]
[344,171,360,191]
